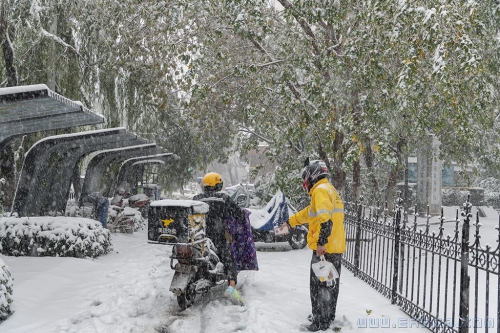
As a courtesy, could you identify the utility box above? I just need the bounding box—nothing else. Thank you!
[148,199,209,244]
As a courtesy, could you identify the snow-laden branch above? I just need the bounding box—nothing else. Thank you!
[211,73,234,88]
[40,27,81,57]
[29,2,87,64]
[325,41,344,57]
[256,59,287,68]
[238,126,272,143]
[286,81,301,100]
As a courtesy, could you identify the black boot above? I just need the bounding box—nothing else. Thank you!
[304,321,330,332]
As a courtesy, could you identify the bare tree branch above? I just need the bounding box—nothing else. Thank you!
[277,0,320,55]
[287,139,302,155]
[249,38,275,61]
[257,59,287,67]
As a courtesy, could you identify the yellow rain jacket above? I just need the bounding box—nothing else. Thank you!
[289,178,346,254]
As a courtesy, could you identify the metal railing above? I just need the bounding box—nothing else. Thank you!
[343,195,500,333]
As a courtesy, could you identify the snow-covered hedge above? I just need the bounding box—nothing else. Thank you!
[0,258,13,321]
[479,177,500,208]
[0,217,112,258]
[442,188,468,206]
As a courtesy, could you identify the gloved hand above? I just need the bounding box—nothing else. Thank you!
[224,286,244,305]
[276,221,291,234]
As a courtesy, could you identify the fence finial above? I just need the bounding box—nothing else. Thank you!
[438,207,445,237]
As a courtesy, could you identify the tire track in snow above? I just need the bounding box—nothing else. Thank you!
[159,278,250,333]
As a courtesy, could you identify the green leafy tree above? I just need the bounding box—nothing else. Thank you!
[1,0,499,208]
[185,0,500,207]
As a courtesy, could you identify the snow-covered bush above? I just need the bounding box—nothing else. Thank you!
[442,188,468,206]
[65,200,94,218]
[129,208,146,231]
[65,199,79,217]
[0,258,13,321]
[478,177,500,208]
[0,217,112,258]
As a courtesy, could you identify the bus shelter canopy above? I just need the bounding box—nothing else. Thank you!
[0,84,105,150]
[79,144,170,203]
[114,154,179,196]
[12,128,148,216]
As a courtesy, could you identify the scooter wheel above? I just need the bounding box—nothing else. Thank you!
[177,282,196,310]
[289,229,308,250]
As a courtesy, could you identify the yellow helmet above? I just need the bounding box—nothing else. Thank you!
[201,172,223,192]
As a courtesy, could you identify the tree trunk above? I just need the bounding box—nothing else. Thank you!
[226,163,238,186]
[385,165,399,214]
[71,165,83,201]
[330,125,346,197]
[0,3,18,212]
[353,158,361,202]
[331,157,346,198]
[47,15,58,91]
[0,144,15,212]
[0,3,18,87]
[385,138,405,214]
[363,139,379,198]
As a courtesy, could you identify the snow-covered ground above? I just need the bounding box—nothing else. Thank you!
[0,226,431,333]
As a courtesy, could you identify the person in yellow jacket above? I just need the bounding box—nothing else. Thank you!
[279,157,346,332]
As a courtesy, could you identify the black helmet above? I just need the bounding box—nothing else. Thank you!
[301,157,329,192]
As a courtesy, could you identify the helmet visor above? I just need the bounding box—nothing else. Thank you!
[302,179,310,192]
[301,167,309,192]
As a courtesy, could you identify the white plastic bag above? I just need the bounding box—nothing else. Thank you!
[311,255,339,286]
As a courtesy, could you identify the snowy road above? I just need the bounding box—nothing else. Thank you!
[1,228,429,333]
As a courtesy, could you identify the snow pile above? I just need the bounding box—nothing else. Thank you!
[0,258,13,322]
[0,226,432,333]
[108,206,145,231]
[0,216,112,258]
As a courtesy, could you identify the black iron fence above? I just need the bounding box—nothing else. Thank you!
[343,196,500,333]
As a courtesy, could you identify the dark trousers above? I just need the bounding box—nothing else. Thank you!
[96,201,109,228]
[310,252,342,325]
[214,237,238,284]
[221,243,238,284]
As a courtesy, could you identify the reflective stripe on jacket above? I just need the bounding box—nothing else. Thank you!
[289,178,346,254]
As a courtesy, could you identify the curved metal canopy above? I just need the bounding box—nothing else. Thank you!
[0,84,105,150]
[113,153,178,196]
[12,128,148,216]
[47,141,151,214]
[80,144,169,202]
